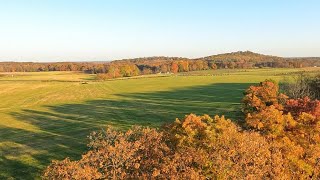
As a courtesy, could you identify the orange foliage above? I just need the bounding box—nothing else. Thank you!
[43,80,320,179]
[171,62,179,74]
[43,126,203,179]
[43,114,320,179]
[166,114,274,179]
[242,80,288,114]
[285,97,320,119]
[243,80,320,178]
[246,106,295,137]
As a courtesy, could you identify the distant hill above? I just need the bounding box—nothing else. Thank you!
[113,51,284,63]
[0,51,319,77]
[197,51,284,62]
[113,56,188,64]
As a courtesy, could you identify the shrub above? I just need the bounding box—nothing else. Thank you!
[242,80,287,114]
[243,81,320,178]
[285,97,320,119]
[245,105,295,137]
[166,114,274,179]
[43,126,203,179]
[309,74,320,99]
[281,72,320,99]
[44,114,320,179]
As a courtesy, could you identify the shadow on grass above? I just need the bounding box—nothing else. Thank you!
[0,82,251,179]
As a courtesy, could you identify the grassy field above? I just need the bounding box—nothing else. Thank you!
[0,68,319,179]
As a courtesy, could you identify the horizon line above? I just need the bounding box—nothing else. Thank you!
[0,50,319,63]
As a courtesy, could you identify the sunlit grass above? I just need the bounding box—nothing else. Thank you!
[0,68,318,179]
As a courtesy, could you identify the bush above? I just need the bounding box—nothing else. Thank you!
[285,97,320,119]
[43,113,320,179]
[309,74,320,99]
[43,126,203,179]
[242,80,287,114]
[243,80,320,178]
[281,72,320,99]
[165,114,274,179]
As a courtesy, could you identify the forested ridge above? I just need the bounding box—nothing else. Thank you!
[1,51,320,79]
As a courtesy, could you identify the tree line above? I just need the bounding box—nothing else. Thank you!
[1,51,320,79]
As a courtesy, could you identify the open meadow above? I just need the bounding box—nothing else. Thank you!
[0,68,318,179]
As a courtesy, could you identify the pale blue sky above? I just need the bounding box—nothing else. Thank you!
[0,0,319,62]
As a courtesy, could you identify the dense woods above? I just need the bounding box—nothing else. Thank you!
[1,51,320,79]
[43,79,320,179]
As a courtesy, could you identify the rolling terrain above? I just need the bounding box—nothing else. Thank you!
[0,68,318,179]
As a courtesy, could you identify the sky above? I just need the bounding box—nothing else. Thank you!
[0,0,320,62]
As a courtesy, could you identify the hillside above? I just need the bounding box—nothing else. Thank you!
[0,52,320,78]
[197,51,283,62]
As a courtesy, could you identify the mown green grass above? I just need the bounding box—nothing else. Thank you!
[0,68,318,179]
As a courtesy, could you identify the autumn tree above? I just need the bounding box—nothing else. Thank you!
[242,80,288,114]
[171,62,179,74]
[243,80,320,178]
[44,114,318,179]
